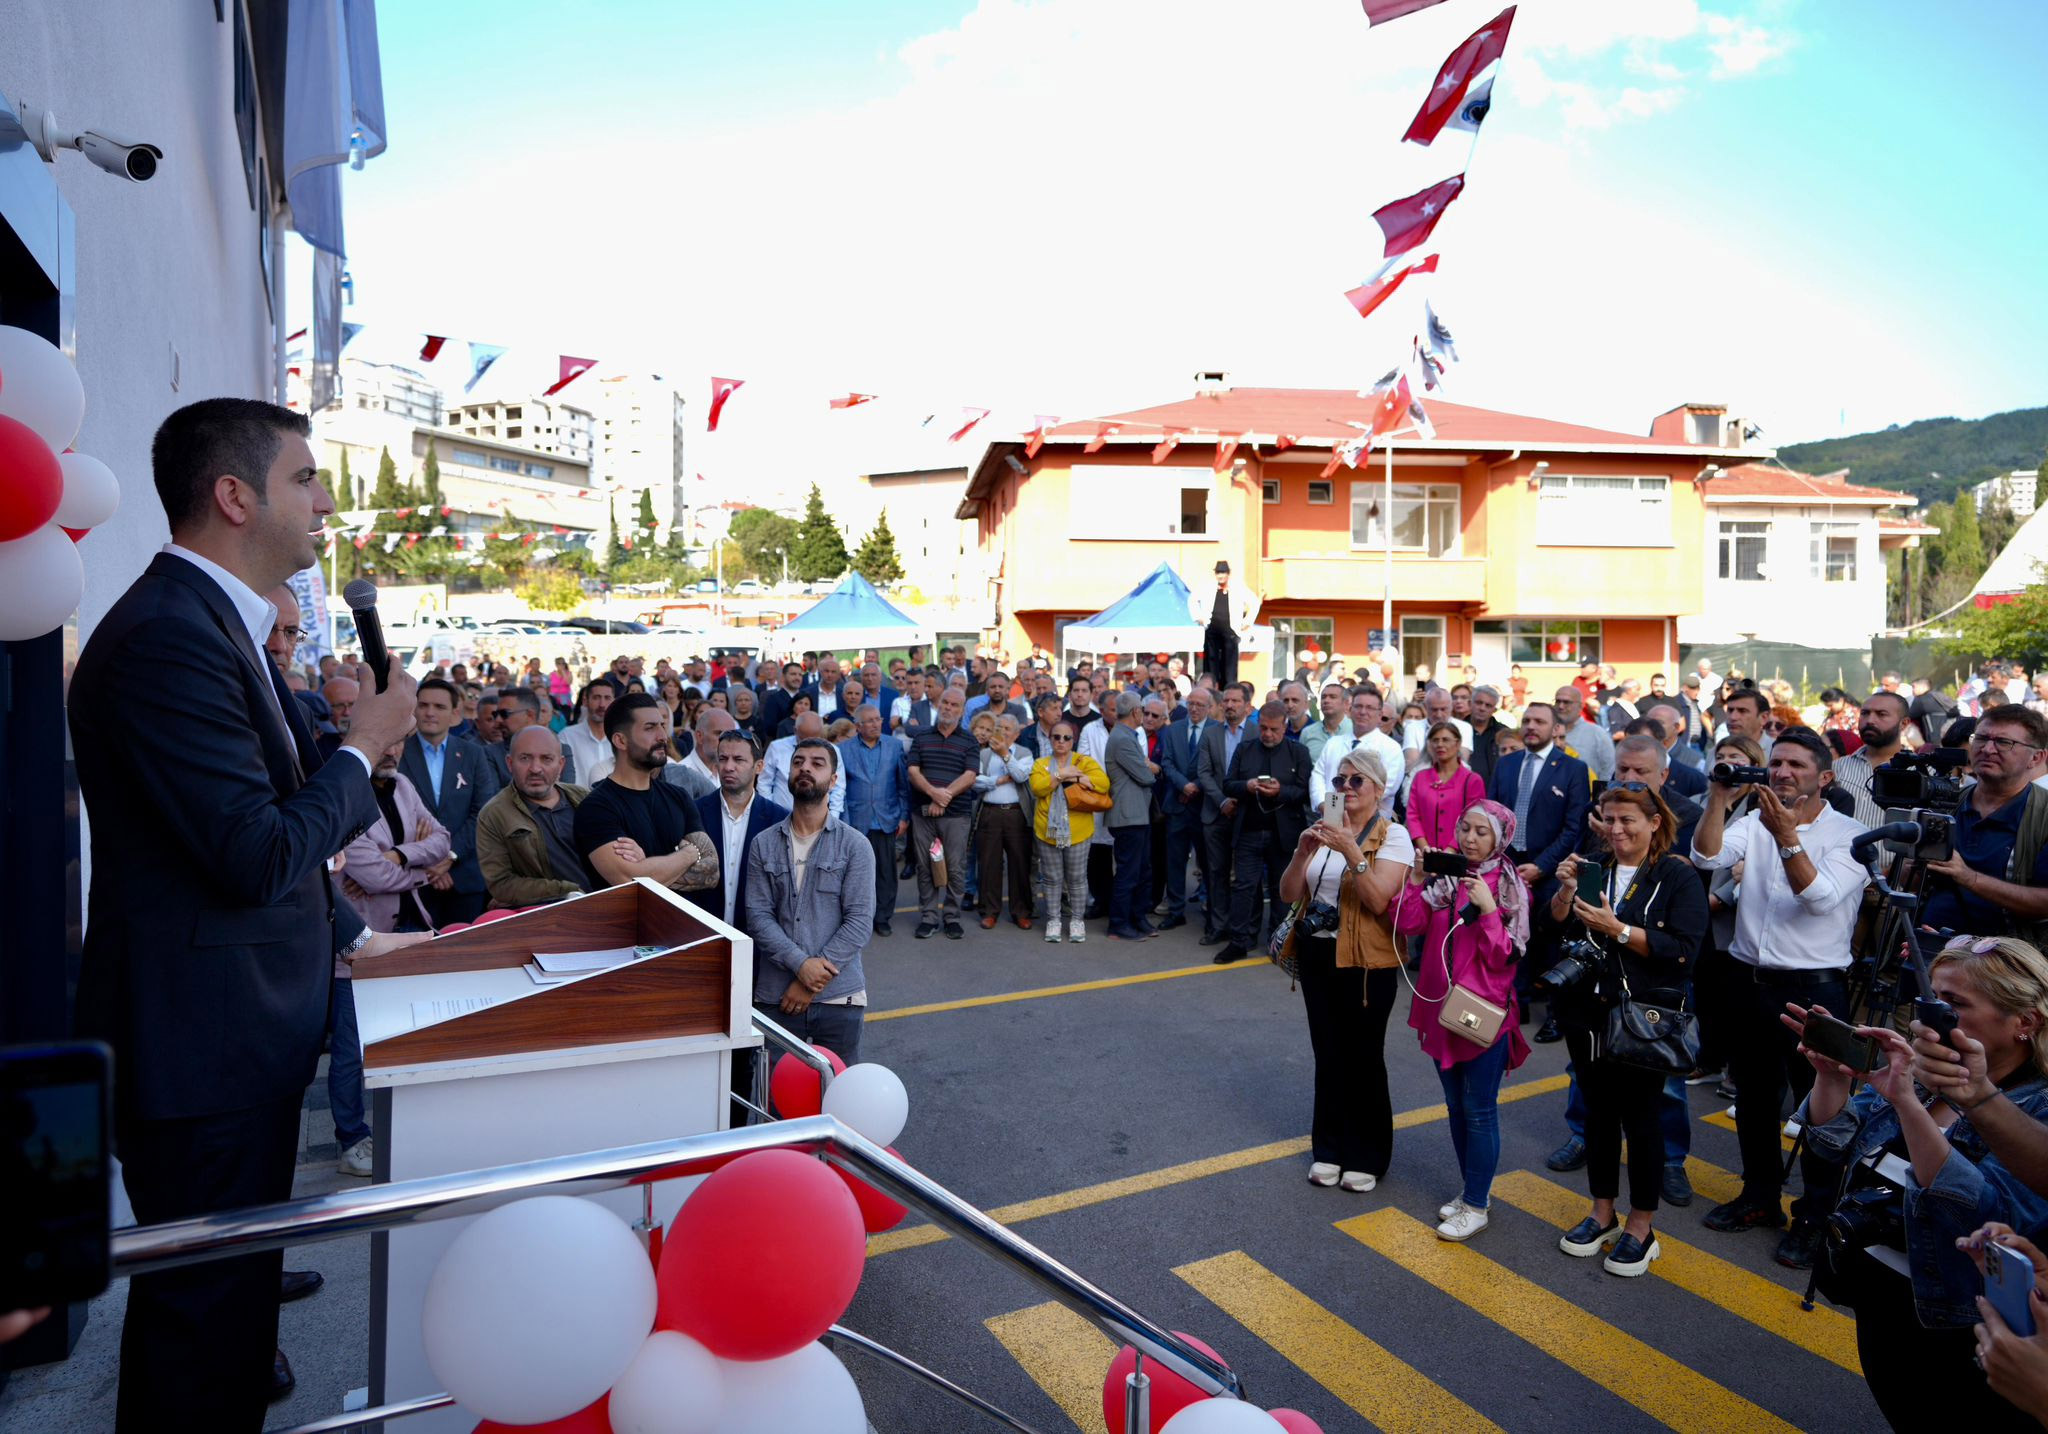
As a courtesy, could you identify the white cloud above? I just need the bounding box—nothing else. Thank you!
[1702,12,1795,76]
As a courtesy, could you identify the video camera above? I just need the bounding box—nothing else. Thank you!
[1868,748,1969,812]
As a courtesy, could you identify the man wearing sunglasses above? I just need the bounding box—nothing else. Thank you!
[1919,706,2048,948]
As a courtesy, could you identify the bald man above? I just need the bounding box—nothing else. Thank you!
[476,725,592,907]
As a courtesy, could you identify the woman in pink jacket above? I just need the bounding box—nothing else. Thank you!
[1395,797,1531,1243]
[1404,721,1485,849]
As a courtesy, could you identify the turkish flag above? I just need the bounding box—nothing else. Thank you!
[1084,423,1122,454]
[419,335,447,362]
[1361,0,1450,23]
[1373,175,1464,259]
[829,393,876,409]
[544,355,597,396]
[1151,428,1187,464]
[948,407,991,443]
[1370,375,1415,438]
[1404,7,1516,146]
[1318,448,1345,479]
[707,376,744,431]
[1024,415,1060,459]
[1345,253,1438,321]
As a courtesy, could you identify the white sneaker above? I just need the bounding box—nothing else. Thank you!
[1045,919,1064,942]
[1339,1170,1377,1193]
[1439,1196,1470,1221]
[338,1136,374,1178]
[1436,1206,1489,1242]
[1067,921,1087,943]
[1308,1162,1341,1187]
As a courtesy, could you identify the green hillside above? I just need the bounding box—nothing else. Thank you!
[1778,405,2048,507]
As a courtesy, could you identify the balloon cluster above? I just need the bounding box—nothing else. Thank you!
[0,327,118,641]
[770,1046,911,1234]
[426,1148,874,1433]
[1103,1336,1324,1434]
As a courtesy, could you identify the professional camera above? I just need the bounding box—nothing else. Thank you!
[1879,806,1955,864]
[1869,749,1969,812]
[1537,937,1602,993]
[1295,900,1341,938]
[1825,1183,1905,1255]
[1712,762,1769,785]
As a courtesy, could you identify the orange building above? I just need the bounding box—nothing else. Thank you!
[958,380,1763,687]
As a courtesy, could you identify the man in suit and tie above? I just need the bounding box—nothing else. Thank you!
[1488,701,1592,1040]
[1103,691,1161,940]
[1157,684,1213,930]
[69,398,427,1429]
[1194,683,1252,945]
[697,727,790,1119]
[802,653,849,722]
[399,676,502,924]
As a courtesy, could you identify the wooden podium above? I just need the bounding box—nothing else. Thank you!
[349,879,755,1432]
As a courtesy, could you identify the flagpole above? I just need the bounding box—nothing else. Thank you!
[1382,437,1395,673]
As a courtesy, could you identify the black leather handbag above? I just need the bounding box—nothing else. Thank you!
[1602,972,1700,1075]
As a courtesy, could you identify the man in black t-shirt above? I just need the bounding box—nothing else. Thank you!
[574,693,717,894]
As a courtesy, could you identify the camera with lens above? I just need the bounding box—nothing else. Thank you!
[1537,937,1602,993]
[1825,1183,1906,1255]
[1869,749,1969,813]
[1296,899,1341,938]
[1711,761,1769,786]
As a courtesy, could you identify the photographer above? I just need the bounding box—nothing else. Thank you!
[1786,936,2048,1428]
[1545,784,1708,1276]
[1692,727,1870,1254]
[1919,707,2048,950]
[1832,690,1913,829]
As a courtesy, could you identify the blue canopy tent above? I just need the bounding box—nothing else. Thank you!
[1061,563,1270,673]
[768,572,931,657]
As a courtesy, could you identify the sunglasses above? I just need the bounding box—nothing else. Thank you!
[1050,734,1074,743]
[1332,773,1372,790]
[1762,721,1788,733]
[1943,934,2003,954]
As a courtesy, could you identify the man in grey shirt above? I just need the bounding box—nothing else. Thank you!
[1553,684,1615,783]
[745,736,875,1065]
[1105,690,1160,941]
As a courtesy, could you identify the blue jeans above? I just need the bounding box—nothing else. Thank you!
[1563,1062,1692,1165]
[327,978,370,1149]
[753,1000,863,1069]
[1437,1036,1513,1207]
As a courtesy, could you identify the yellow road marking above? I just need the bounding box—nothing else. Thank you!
[1683,1155,1794,1216]
[1703,1108,1793,1150]
[1489,1171,1859,1372]
[868,1075,1570,1257]
[1340,1208,1803,1434]
[986,1302,1115,1434]
[1176,1251,1504,1434]
[867,960,1258,1023]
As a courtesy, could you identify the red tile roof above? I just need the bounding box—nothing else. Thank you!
[1708,462,1910,506]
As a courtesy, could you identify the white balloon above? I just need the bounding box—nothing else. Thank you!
[714,1342,865,1434]
[607,1331,724,1434]
[0,524,83,641]
[422,1196,656,1426]
[1160,1403,1288,1433]
[53,452,119,530]
[820,1063,909,1146]
[0,326,84,452]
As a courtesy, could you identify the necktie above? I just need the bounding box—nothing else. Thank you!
[1513,752,1540,838]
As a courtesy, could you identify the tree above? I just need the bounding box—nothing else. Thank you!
[421,439,443,507]
[790,484,849,582]
[1942,573,2048,672]
[369,446,405,511]
[519,567,584,613]
[851,508,904,585]
[1937,489,1986,578]
[635,487,657,547]
[337,447,355,509]
[604,496,626,569]
[729,506,797,581]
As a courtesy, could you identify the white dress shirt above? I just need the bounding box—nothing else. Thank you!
[1691,805,1869,971]
[718,792,754,927]
[1312,728,1408,808]
[561,721,614,786]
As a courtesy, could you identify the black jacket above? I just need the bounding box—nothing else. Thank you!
[1558,852,1709,1032]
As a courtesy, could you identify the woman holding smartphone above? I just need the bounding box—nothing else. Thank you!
[1549,783,1707,1276]
[1396,799,1532,1240]
[1278,746,1413,1193]
[1789,937,2048,1427]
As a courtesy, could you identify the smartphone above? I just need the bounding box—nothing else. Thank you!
[1321,792,1345,827]
[0,1041,113,1309]
[1422,849,1470,879]
[1799,1012,1888,1073]
[1987,1240,2038,1338]
[1574,858,1608,907]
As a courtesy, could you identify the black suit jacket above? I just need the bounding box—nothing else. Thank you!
[694,791,791,951]
[70,553,379,1124]
[398,732,502,895]
[1487,746,1591,878]
[1223,737,1313,845]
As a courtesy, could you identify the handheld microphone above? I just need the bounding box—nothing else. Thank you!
[342,578,390,693]
[1850,820,1921,863]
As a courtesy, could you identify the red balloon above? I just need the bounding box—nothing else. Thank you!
[473,1393,611,1433]
[836,1144,907,1233]
[1102,1333,1228,1434]
[0,413,62,542]
[61,526,87,543]
[769,1045,846,1118]
[656,1148,865,1361]
[471,908,517,925]
[437,922,471,935]
[1269,1411,1326,1434]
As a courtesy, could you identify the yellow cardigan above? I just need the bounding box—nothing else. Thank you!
[1029,753,1108,846]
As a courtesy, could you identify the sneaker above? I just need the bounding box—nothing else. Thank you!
[1339,1170,1377,1193]
[1774,1221,1826,1270]
[943,921,964,940]
[1714,1078,1739,1102]
[1559,1215,1619,1257]
[1437,1206,1489,1242]
[338,1136,373,1178]
[875,922,893,937]
[1661,1164,1694,1208]
[1044,919,1064,943]
[1603,1232,1661,1277]
[1545,1135,1587,1172]
[1067,921,1087,943]
[1683,1067,1724,1086]
[1439,1195,1471,1221]
[1307,1162,1341,1187]
[1701,1194,1786,1233]
[914,921,938,939]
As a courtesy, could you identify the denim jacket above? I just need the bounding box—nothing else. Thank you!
[743,815,874,1004]
[1798,1075,2048,1327]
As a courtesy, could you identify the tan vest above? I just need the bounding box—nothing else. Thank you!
[1337,817,1403,976]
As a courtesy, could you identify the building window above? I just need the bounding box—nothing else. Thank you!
[1477,617,1603,665]
[1307,480,1334,505]
[525,462,555,479]
[1810,522,1858,581]
[1688,412,1723,446]
[507,426,522,439]
[506,406,522,420]
[1068,467,1215,540]
[1270,617,1334,681]
[489,456,523,473]
[1261,479,1279,504]
[1535,474,1670,546]
[451,448,488,466]
[1718,520,1769,580]
[1351,481,1460,556]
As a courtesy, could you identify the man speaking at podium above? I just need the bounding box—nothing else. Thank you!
[69,399,424,1431]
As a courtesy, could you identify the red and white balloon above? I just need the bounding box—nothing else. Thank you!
[0,326,117,640]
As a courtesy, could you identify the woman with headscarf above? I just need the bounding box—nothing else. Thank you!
[1397,798,1533,1241]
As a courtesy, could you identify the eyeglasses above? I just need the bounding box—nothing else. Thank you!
[1332,773,1372,790]
[1050,734,1074,743]
[1970,733,2043,754]
[273,625,304,642]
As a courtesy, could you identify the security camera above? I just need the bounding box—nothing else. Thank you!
[15,101,162,182]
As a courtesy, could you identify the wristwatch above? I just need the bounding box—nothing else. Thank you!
[1616,924,1633,948]
[338,926,373,961]
[1352,858,1372,875]
[1778,843,1805,861]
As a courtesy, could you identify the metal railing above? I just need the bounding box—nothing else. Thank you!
[111,1113,1242,1433]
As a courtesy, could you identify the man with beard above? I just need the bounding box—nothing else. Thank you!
[574,693,719,894]
[476,725,591,907]
[746,737,875,1065]
[1829,689,1911,828]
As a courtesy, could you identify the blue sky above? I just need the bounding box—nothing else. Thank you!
[315,0,2048,491]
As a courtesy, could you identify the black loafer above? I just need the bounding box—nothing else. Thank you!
[1775,1221,1826,1270]
[1702,1194,1786,1233]
[1603,1232,1661,1277]
[270,1347,296,1401]
[1159,915,1187,930]
[279,1269,324,1303]
[1661,1164,1694,1208]
[1212,944,1249,965]
[1559,1216,1619,1257]
[1532,1016,1564,1044]
[1197,930,1226,946]
[874,922,892,937]
[914,921,938,939]
[1545,1136,1586,1172]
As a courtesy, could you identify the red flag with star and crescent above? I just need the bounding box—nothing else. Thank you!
[544,355,597,396]
[830,393,877,409]
[1024,416,1060,459]
[1345,253,1439,321]
[707,377,744,431]
[419,335,447,362]
[1373,175,1465,259]
[948,407,992,443]
[1405,7,1515,146]
[1370,374,1416,438]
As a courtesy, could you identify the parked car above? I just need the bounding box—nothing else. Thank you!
[692,579,720,595]
[556,615,651,635]
[732,579,766,595]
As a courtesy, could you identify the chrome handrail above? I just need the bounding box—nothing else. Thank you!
[113,1116,1244,1408]
[751,1006,835,1095]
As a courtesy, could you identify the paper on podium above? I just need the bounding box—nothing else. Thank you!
[408,996,499,1028]
[531,946,638,974]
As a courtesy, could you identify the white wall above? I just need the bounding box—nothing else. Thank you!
[4,4,276,638]
[1679,502,1888,649]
